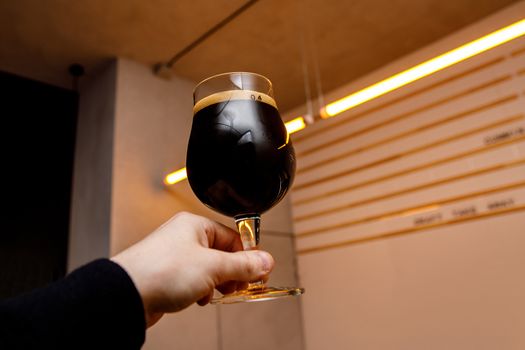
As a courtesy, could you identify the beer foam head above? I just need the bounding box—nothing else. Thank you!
[193,90,277,114]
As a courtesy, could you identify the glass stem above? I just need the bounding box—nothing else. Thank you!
[235,215,264,290]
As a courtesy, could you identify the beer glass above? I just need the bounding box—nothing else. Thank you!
[186,72,304,303]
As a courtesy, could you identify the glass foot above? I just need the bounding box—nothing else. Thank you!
[211,284,305,304]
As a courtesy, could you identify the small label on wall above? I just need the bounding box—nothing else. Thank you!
[414,212,443,226]
[451,205,477,218]
[487,198,515,210]
[484,126,524,145]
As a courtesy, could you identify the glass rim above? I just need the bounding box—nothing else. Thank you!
[193,71,272,95]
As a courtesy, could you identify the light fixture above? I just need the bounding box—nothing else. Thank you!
[321,18,525,118]
[164,117,307,185]
[164,167,188,185]
[285,116,307,134]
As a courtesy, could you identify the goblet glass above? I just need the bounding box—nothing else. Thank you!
[186,72,304,303]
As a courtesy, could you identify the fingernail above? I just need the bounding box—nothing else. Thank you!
[255,251,272,273]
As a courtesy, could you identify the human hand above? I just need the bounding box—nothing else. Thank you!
[111,212,274,328]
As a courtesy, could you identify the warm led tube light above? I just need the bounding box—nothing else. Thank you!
[285,116,307,134]
[321,18,525,118]
[164,167,188,185]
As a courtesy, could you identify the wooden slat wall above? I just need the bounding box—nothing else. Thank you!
[286,5,525,349]
[290,38,525,255]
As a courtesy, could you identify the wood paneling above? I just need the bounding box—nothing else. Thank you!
[291,37,525,253]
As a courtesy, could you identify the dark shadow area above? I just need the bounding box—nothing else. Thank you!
[0,71,78,298]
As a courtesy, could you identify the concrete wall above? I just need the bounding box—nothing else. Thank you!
[111,58,219,349]
[68,61,116,271]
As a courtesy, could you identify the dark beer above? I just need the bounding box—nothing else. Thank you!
[186,90,295,218]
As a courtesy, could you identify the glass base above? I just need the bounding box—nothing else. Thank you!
[211,284,305,304]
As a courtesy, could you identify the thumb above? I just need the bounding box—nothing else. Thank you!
[213,250,274,285]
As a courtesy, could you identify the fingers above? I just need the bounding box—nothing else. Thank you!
[198,281,244,306]
[173,212,243,252]
[216,280,239,295]
[216,280,253,295]
[197,292,213,306]
[201,217,244,253]
[213,250,274,285]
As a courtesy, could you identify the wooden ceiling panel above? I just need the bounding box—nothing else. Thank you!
[0,0,518,111]
[0,0,246,88]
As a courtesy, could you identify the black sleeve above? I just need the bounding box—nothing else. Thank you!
[0,259,146,350]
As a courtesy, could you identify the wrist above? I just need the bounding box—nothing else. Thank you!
[110,255,161,328]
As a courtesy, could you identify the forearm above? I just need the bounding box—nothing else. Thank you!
[0,259,146,349]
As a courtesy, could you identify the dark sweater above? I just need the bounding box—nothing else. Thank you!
[0,259,146,349]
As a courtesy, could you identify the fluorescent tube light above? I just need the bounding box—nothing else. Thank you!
[321,18,525,118]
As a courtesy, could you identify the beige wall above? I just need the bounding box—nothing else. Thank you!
[285,2,525,349]
[69,57,303,349]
